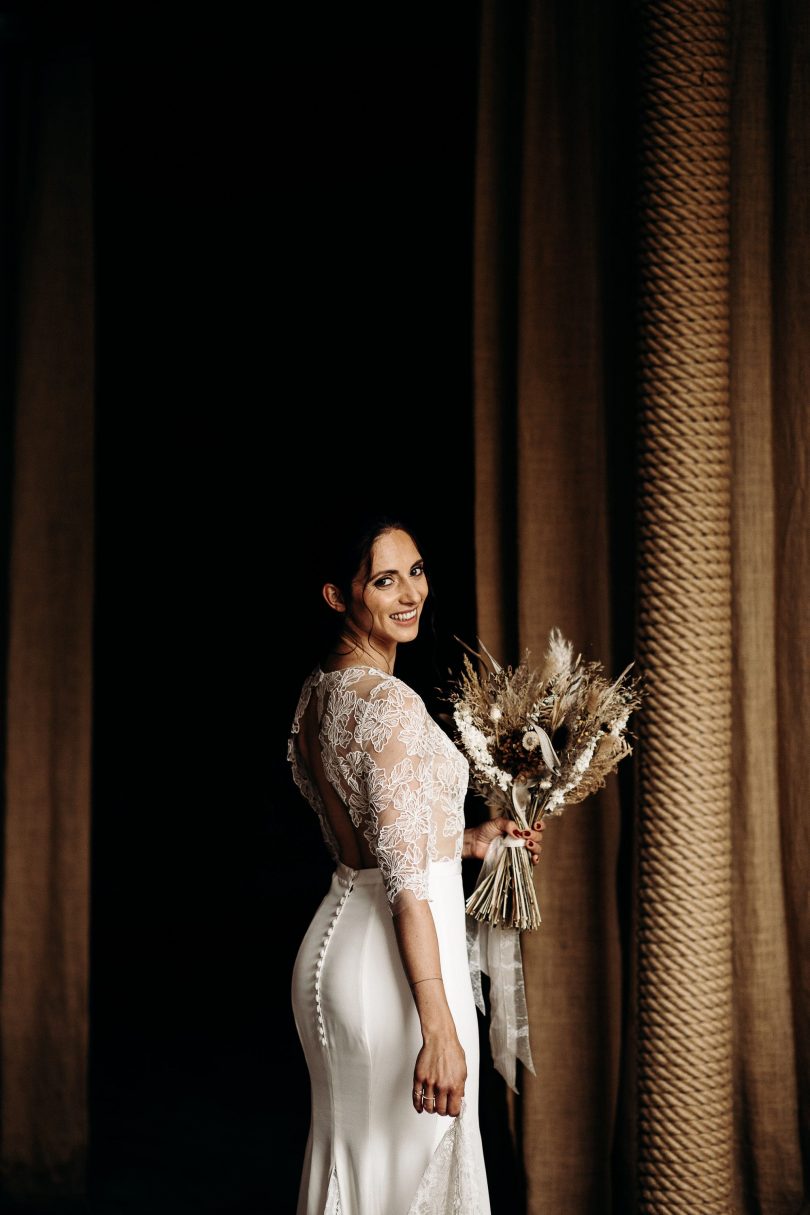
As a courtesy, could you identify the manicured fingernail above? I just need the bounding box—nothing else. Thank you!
[522,830,531,837]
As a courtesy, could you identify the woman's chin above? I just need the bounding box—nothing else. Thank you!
[389,623,420,643]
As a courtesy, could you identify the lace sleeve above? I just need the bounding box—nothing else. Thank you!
[353,679,435,915]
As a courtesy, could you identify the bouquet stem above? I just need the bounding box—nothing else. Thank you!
[465,784,548,931]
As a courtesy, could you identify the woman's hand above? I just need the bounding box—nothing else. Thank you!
[463,815,545,865]
[412,1029,467,1117]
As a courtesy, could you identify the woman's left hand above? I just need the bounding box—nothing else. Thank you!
[463,816,545,865]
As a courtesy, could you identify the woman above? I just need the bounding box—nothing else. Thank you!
[288,514,544,1215]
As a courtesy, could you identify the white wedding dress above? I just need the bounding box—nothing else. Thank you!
[288,666,491,1215]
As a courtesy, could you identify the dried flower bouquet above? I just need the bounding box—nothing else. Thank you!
[449,630,643,931]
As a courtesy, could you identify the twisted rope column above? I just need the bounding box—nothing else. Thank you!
[635,3,733,1211]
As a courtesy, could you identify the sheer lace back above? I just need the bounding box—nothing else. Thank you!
[288,666,469,913]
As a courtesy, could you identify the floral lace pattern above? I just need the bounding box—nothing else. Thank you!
[289,667,468,911]
[406,1103,490,1215]
[324,1167,341,1214]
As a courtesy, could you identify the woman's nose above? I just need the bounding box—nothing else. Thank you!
[399,579,422,603]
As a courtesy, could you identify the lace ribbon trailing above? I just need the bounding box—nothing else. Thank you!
[467,837,536,1093]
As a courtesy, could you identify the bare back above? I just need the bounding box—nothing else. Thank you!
[296,692,378,871]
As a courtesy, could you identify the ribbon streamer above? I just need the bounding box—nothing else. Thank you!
[467,836,536,1092]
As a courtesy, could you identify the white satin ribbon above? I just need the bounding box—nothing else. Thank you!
[466,835,536,1093]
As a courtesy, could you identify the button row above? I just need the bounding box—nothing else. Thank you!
[315,881,355,1049]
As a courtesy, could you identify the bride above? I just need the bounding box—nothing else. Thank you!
[288,513,543,1215]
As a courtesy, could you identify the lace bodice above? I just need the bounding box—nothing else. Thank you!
[288,666,469,913]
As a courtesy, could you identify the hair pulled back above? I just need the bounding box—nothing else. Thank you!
[310,507,429,666]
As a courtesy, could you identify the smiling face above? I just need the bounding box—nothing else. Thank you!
[323,527,428,666]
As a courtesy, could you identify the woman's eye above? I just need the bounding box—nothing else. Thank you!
[411,565,424,577]
[375,576,394,588]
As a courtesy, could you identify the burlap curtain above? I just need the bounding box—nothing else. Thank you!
[474,1,808,1212]
[0,46,94,1200]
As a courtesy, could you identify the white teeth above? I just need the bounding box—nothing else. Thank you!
[391,609,417,622]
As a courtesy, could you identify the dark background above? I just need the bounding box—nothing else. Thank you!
[88,3,482,1211]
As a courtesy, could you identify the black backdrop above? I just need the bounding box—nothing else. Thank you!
[89,4,481,1211]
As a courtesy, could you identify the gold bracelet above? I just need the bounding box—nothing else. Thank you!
[410,977,443,988]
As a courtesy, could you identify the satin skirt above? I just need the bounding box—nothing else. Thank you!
[291,859,490,1215]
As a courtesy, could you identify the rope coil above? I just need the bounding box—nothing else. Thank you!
[636,1,734,1210]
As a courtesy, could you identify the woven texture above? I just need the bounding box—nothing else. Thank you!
[636,2,734,1210]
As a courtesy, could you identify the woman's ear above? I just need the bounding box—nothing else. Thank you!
[322,583,346,614]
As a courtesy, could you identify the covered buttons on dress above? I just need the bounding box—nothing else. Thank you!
[314,872,356,1048]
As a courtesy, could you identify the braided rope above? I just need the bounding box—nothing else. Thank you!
[635,3,734,1211]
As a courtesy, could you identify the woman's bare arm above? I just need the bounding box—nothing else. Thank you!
[393,899,466,1118]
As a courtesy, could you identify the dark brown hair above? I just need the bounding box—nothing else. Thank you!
[313,509,434,666]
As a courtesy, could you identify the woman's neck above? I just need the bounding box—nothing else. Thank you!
[328,635,395,674]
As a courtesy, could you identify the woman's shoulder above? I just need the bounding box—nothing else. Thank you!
[289,667,324,734]
[319,666,426,714]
